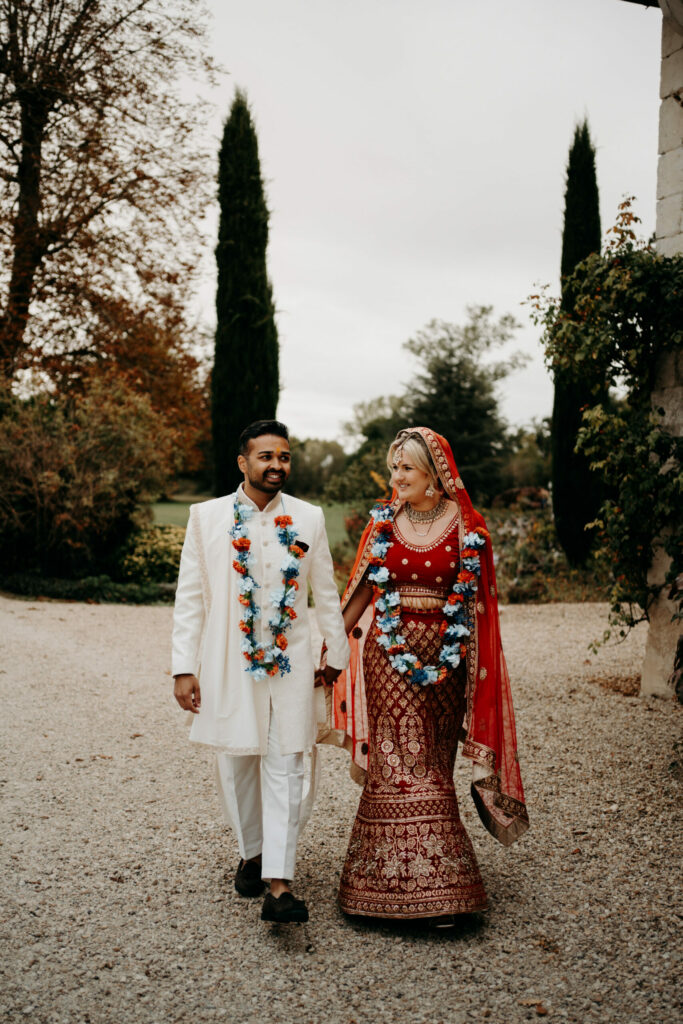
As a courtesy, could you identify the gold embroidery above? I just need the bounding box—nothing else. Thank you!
[461,737,496,770]
[339,617,487,919]
[393,515,459,553]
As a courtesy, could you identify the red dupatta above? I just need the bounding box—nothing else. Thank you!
[330,427,529,846]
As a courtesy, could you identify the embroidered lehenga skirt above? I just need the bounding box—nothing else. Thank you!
[339,614,488,919]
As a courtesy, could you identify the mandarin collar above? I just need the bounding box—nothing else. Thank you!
[237,483,283,515]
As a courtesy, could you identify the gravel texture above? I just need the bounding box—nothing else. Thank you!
[1,595,681,1024]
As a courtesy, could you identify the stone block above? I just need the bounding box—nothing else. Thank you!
[648,543,675,588]
[641,598,681,696]
[652,348,683,392]
[656,230,683,255]
[651,385,683,433]
[662,13,683,59]
[656,146,683,198]
[656,190,683,237]
[660,44,683,98]
[658,94,683,153]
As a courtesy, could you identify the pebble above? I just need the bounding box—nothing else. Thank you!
[0,597,681,1023]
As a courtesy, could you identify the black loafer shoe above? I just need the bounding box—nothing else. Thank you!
[234,858,265,898]
[261,891,309,923]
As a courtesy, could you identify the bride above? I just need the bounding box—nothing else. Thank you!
[333,427,529,923]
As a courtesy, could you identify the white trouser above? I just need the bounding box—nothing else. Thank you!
[215,705,305,881]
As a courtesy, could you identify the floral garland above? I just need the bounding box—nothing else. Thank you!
[366,503,487,686]
[230,503,305,679]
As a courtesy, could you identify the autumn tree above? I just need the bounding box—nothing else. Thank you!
[212,90,279,495]
[0,0,216,386]
[0,375,178,576]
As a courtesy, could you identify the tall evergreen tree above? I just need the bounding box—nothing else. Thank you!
[212,90,279,495]
[551,119,602,565]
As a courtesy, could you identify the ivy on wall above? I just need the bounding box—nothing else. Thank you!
[530,199,683,641]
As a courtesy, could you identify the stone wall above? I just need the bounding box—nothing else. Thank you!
[656,18,683,255]
[641,14,683,696]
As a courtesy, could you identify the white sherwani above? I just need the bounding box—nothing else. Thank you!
[171,487,349,756]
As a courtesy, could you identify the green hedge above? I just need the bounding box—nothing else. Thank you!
[0,573,175,604]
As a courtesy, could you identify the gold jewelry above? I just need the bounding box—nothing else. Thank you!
[403,498,448,538]
[404,498,447,524]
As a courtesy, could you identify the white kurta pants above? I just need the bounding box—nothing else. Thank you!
[215,704,305,881]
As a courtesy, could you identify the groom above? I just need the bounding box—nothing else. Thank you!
[172,420,348,923]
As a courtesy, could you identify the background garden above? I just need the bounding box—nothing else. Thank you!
[0,2,679,660]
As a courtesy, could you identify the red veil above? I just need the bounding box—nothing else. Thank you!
[329,427,529,846]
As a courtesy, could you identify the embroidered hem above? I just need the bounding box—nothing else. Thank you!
[338,617,487,920]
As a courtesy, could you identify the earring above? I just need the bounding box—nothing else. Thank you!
[425,484,435,497]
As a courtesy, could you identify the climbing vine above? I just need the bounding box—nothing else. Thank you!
[530,199,682,641]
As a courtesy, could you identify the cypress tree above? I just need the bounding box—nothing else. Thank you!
[551,120,602,565]
[212,89,279,495]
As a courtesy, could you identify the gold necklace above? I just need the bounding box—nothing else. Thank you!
[404,497,447,524]
[403,499,447,538]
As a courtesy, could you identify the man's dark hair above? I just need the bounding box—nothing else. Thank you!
[238,420,290,455]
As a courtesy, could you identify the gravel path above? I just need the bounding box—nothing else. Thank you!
[1,595,681,1024]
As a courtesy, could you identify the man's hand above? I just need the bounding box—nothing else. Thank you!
[174,674,201,713]
[314,664,341,688]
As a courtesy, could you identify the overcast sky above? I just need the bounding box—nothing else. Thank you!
[198,0,663,444]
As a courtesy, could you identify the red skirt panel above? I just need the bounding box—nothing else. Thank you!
[339,614,487,919]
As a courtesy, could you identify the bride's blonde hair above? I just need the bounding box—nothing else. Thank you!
[387,429,442,495]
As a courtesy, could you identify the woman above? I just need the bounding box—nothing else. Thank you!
[333,426,528,923]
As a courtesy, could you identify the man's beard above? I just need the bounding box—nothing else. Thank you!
[247,469,287,494]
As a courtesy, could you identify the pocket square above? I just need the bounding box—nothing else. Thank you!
[296,541,310,552]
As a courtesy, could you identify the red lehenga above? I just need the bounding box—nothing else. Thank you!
[331,427,529,922]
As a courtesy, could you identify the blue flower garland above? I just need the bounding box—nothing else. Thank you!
[230,503,304,680]
[366,503,487,686]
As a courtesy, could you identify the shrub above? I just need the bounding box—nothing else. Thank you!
[486,506,609,604]
[115,524,186,584]
[0,375,178,577]
[0,573,174,604]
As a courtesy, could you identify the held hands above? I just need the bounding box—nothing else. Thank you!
[314,665,342,688]
[174,674,201,713]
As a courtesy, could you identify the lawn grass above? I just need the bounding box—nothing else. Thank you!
[152,501,194,528]
[152,497,353,547]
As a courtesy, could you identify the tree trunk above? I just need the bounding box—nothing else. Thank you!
[0,99,48,376]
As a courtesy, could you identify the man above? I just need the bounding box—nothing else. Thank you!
[172,420,348,923]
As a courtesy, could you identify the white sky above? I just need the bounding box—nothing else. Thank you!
[197,0,663,443]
